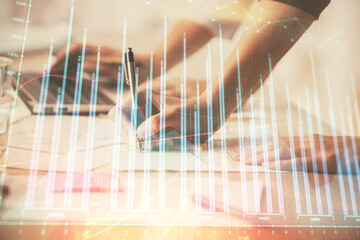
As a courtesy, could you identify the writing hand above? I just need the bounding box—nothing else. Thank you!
[108,78,210,149]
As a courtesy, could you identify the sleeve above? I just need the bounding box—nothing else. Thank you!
[260,0,331,19]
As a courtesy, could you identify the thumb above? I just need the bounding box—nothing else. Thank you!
[136,112,161,141]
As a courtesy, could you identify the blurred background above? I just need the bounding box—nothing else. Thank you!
[1,0,359,135]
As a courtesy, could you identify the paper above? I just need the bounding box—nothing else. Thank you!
[6,113,274,172]
[6,147,111,171]
[196,180,265,215]
[9,115,115,153]
[5,115,115,171]
[109,144,272,172]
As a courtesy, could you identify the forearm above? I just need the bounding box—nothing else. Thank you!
[342,136,360,174]
[152,19,214,76]
[200,1,316,125]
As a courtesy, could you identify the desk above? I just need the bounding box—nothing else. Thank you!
[1,43,359,240]
[1,159,360,239]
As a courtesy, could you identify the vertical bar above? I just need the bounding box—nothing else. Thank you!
[142,80,150,209]
[81,77,95,208]
[126,67,139,209]
[296,100,313,214]
[59,3,75,114]
[158,61,165,210]
[267,54,284,213]
[25,70,46,206]
[309,50,333,214]
[110,19,127,209]
[304,86,323,214]
[218,24,229,212]
[181,33,188,211]
[285,84,301,214]
[180,80,187,211]
[236,92,248,212]
[64,28,88,207]
[339,111,357,215]
[259,75,273,213]
[63,60,81,208]
[206,47,215,211]
[157,16,167,210]
[195,82,202,210]
[194,107,199,209]
[249,91,260,213]
[142,53,153,209]
[81,47,100,208]
[218,76,229,212]
[235,49,248,212]
[325,69,348,216]
[45,92,62,207]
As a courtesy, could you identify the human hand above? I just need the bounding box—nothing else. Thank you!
[51,43,151,84]
[235,134,360,174]
[108,78,211,148]
[136,77,206,100]
[108,85,169,148]
[134,79,218,148]
[51,43,121,82]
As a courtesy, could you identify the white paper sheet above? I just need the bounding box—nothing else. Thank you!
[198,180,265,214]
[9,115,115,153]
[6,114,274,172]
[5,115,115,171]
[109,144,271,172]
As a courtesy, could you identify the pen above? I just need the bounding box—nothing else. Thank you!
[124,48,143,151]
[124,48,163,151]
[124,48,136,108]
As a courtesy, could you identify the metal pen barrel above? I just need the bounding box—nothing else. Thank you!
[125,48,136,107]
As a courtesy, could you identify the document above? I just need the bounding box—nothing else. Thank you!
[5,115,114,171]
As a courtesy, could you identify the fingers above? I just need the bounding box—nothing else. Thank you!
[137,113,161,140]
[56,43,92,60]
[52,43,121,83]
[267,159,290,170]
[136,111,179,150]
[119,114,137,145]
[244,146,292,165]
[108,105,117,121]
[52,44,97,71]
[108,94,132,118]
[267,159,298,171]
[262,154,333,173]
[136,113,163,150]
[83,61,118,80]
[108,106,136,145]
